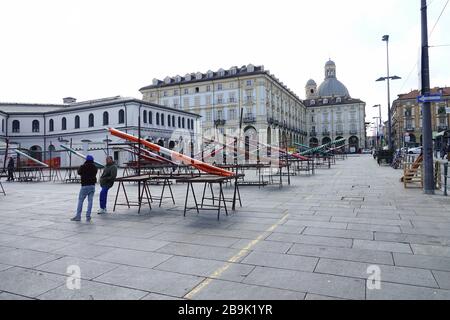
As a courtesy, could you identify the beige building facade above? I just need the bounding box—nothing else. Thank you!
[139,64,308,156]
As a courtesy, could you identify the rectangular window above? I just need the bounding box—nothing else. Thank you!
[184,88,189,94]
[206,85,211,92]
[246,80,252,86]
[174,89,178,96]
[206,111,212,122]
[217,84,223,91]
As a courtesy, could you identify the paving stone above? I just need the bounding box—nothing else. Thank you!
[151,232,240,248]
[6,237,71,253]
[0,225,41,236]
[394,253,450,272]
[283,220,348,230]
[195,228,268,240]
[231,239,293,254]
[0,267,66,298]
[241,251,318,272]
[288,243,394,265]
[36,256,120,280]
[353,240,412,253]
[26,229,85,240]
[0,248,62,268]
[92,235,169,252]
[52,243,116,259]
[244,266,365,300]
[432,271,450,290]
[13,220,56,228]
[267,233,353,248]
[304,293,345,300]
[375,232,450,246]
[95,265,203,297]
[156,242,243,262]
[141,293,183,300]
[303,227,373,240]
[155,256,254,282]
[315,258,437,287]
[94,248,172,269]
[37,281,148,300]
[0,292,34,300]
[189,279,306,300]
[332,217,413,227]
[411,244,450,258]
[366,282,450,300]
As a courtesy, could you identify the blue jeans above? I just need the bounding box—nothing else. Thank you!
[99,186,111,210]
[76,185,95,219]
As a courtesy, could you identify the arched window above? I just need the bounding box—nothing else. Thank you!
[32,120,40,132]
[88,114,94,127]
[49,119,54,132]
[156,112,160,125]
[149,111,153,124]
[172,115,175,127]
[103,111,109,126]
[182,117,185,129]
[61,117,67,131]
[118,110,125,124]
[74,115,80,129]
[161,113,165,126]
[13,120,20,132]
[191,119,194,130]
[143,110,147,124]
[168,114,171,127]
[178,116,181,128]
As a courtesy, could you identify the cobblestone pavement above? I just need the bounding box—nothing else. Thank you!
[1,154,450,300]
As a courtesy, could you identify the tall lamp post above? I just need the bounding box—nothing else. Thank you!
[373,104,382,148]
[373,116,380,148]
[376,35,401,151]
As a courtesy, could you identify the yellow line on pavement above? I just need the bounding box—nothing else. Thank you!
[183,210,290,300]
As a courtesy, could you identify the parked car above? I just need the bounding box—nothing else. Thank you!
[408,146,423,154]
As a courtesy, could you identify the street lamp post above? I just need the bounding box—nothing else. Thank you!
[376,35,401,151]
[373,116,380,148]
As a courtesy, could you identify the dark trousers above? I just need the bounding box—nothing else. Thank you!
[7,169,14,181]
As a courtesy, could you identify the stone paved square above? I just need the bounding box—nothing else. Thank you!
[1,155,450,300]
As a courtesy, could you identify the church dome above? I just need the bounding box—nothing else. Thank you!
[317,60,350,98]
[318,78,350,97]
[306,79,316,86]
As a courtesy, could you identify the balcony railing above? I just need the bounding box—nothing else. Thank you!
[243,114,256,124]
[214,119,226,126]
[310,131,317,137]
[405,127,415,132]
[336,131,344,136]
[349,130,358,135]
[322,131,330,136]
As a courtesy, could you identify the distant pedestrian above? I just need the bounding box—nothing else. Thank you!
[97,156,117,214]
[7,157,15,181]
[71,155,98,222]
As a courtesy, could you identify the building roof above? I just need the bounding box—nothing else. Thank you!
[303,96,364,107]
[317,78,350,98]
[0,96,200,117]
[139,64,304,103]
[395,87,450,101]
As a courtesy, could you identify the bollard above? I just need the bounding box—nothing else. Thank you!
[445,163,448,197]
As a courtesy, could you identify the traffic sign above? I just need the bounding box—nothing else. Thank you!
[417,94,442,103]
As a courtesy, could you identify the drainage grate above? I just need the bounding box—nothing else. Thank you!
[352,185,371,189]
[341,196,365,201]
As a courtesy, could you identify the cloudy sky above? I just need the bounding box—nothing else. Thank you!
[0,0,449,135]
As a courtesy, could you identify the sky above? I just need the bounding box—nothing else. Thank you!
[0,0,449,136]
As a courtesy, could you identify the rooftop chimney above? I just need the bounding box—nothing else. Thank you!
[63,97,77,104]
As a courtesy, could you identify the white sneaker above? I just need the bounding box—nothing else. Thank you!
[97,209,106,214]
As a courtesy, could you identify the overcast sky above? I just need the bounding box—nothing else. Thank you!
[0,0,449,135]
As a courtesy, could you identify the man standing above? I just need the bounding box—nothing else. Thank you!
[71,155,98,222]
[97,156,117,214]
[7,157,15,181]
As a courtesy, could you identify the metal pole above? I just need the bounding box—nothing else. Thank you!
[138,104,141,202]
[386,38,393,150]
[421,0,435,194]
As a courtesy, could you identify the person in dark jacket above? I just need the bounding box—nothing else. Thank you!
[7,157,15,181]
[97,156,117,214]
[71,155,98,222]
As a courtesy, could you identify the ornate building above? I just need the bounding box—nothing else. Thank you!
[303,60,366,152]
[139,65,308,157]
